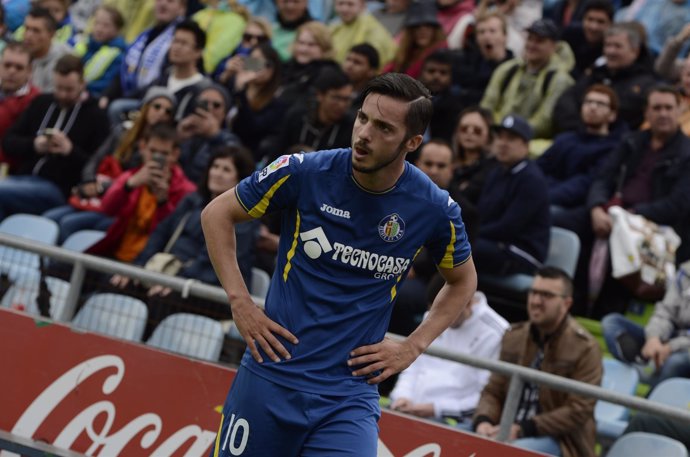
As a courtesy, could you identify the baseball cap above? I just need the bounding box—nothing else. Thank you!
[492,115,533,142]
[404,0,440,28]
[525,18,560,41]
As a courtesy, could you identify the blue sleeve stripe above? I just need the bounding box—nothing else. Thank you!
[247,175,291,218]
[282,209,301,282]
[439,221,457,269]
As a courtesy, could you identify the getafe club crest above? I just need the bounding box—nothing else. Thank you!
[378,213,405,242]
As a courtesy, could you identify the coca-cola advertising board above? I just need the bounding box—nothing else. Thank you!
[0,308,542,456]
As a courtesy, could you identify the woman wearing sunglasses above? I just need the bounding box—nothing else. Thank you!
[43,87,178,242]
[213,16,273,84]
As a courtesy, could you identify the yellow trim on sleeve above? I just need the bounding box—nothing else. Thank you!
[248,175,291,218]
[283,210,301,282]
[213,413,224,456]
[439,221,457,269]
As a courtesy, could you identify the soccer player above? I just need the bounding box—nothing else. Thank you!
[202,73,477,457]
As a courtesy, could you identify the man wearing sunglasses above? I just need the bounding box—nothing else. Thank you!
[474,266,602,457]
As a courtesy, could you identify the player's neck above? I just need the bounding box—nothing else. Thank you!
[352,164,405,193]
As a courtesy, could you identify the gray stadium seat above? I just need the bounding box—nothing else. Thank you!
[596,358,639,440]
[147,313,224,362]
[72,293,148,341]
[607,432,687,457]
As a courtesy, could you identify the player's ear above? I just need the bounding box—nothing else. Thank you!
[404,134,423,153]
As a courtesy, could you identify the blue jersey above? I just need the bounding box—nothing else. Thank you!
[235,148,471,396]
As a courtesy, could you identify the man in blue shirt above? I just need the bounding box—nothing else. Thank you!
[201,73,477,457]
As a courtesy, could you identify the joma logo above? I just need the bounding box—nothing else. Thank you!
[320,203,350,219]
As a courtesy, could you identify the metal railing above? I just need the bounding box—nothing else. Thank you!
[2,233,690,453]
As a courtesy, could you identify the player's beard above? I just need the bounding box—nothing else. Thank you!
[352,141,408,175]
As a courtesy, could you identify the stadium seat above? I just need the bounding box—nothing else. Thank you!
[147,313,224,362]
[72,293,148,341]
[0,214,59,279]
[61,230,106,252]
[596,358,640,440]
[0,271,71,321]
[606,432,687,457]
[250,267,271,300]
[648,378,690,409]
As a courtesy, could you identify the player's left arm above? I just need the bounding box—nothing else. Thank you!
[349,258,477,384]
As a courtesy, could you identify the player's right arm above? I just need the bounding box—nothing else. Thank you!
[201,187,298,363]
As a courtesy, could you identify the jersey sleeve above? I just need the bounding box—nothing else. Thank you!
[235,153,304,218]
[425,195,472,268]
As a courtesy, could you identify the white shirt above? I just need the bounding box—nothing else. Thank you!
[390,293,509,418]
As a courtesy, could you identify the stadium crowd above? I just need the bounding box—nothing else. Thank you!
[1,0,690,455]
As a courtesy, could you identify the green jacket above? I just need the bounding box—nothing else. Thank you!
[330,13,396,65]
[193,8,246,74]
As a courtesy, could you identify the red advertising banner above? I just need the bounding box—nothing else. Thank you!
[0,309,542,456]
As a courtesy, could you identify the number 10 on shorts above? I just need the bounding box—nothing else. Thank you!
[216,413,250,456]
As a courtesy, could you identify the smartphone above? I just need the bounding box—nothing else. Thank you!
[44,128,57,138]
[151,152,166,169]
[195,99,210,112]
[244,56,265,72]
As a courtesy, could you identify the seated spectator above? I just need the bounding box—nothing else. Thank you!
[21,6,70,92]
[481,18,574,139]
[453,11,513,107]
[342,43,379,99]
[0,42,39,173]
[15,0,77,47]
[418,49,463,142]
[585,85,690,317]
[330,0,395,66]
[177,82,239,183]
[561,0,613,79]
[100,0,155,44]
[371,0,409,36]
[72,5,126,98]
[383,0,446,79]
[390,291,508,426]
[473,267,602,457]
[278,21,339,108]
[616,0,690,57]
[474,115,550,276]
[227,43,287,163]
[111,146,257,336]
[100,0,186,122]
[554,22,658,132]
[0,54,109,219]
[272,66,353,158]
[192,0,248,74]
[270,0,313,61]
[602,260,690,389]
[212,16,272,82]
[87,123,196,262]
[537,84,623,231]
[44,87,177,243]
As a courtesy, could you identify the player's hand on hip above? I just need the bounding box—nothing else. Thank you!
[232,297,298,363]
[348,337,418,384]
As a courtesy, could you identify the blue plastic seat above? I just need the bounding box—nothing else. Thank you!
[250,267,271,299]
[61,230,106,252]
[0,271,71,321]
[0,214,59,279]
[72,293,148,341]
[648,378,690,409]
[607,432,687,457]
[596,358,640,439]
[147,313,224,362]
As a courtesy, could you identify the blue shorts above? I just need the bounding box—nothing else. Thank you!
[211,367,381,457]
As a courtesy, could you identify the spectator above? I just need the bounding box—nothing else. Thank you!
[228,43,287,163]
[418,49,463,142]
[537,84,623,231]
[21,6,70,92]
[0,42,39,172]
[44,87,177,243]
[616,0,690,57]
[474,115,550,276]
[473,267,602,457]
[453,11,513,107]
[88,122,196,262]
[383,0,446,79]
[0,54,110,219]
[177,82,239,183]
[72,5,126,98]
[481,18,574,139]
[655,23,690,84]
[561,0,613,79]
[371,0,409,36]
[341,43,379,98]
[330,0,395,66]
[554,22,658,132]
[435,0,474,37]
[390,291,508,426]
[100,0,186,121]
[543,0,588,28]
[212,16,272,82]
[271,0,312,61]
[192,0,249,74]
[112,146,257,336]
[15,0,77,47]
[101,0,155,44]
[273,66,353,158]
[585,85,690,317]
[602,260,690,389]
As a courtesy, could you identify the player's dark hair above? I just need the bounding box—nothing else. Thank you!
[27,6,58,33]
[360,73,433,138]
[583,0,614,21]
[349,43,380,70]
[535,266,573,298]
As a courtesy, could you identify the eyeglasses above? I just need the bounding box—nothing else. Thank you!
[150,103,173,115]
[527,288,567,300]
[583,99,611,108]
[459,125,485,135]
[243,33,268,43]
